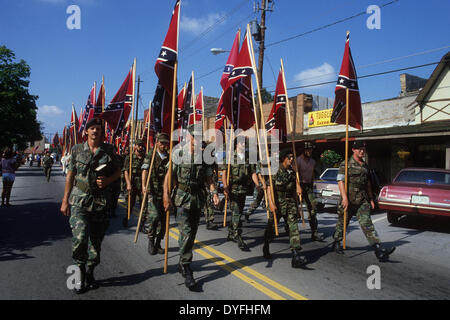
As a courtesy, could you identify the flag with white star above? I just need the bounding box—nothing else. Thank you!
[152,0,180,135]
[78,85,96,133]
[101,67,133,136]
[331,32,363,130]
[221,29,255,131]
[220,30,240,90]
[265,68,287,143]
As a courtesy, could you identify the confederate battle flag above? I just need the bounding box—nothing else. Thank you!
[222,29,255,131]
[100,66,134,136]
[265,68,287,143]
[78,84,96,133]
[152,0,180,134]
[331,32,363,130]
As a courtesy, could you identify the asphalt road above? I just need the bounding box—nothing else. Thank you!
[1,164,449,300]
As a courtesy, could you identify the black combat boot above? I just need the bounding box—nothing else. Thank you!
[86,265,99,290]
[155,237,164,254]
[148,238,156,255]
[311,231,325,242]
[262,240,272,259]
[291,249,307,268]
[183,264,196,290]
[332,240,344,254]
[373,243,396,262]
[74,265,87,294]
[236,235,250,251]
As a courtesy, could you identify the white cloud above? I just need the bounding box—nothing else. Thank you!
[38,105,63,116]
[294,63,336,87]
[181,12,225,35]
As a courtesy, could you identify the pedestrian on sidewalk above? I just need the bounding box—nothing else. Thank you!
[1,147,19,207]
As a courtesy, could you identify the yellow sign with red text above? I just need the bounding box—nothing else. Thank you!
[307,109,337,128]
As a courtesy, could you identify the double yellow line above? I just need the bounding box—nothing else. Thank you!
[118,199,308,300]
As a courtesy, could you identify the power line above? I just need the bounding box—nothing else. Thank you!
[265,0,400,48]
[281,61,439,92]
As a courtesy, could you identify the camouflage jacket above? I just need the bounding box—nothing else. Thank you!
[122,153,145,186]
[42,156,53,168]
[171,151,213,210]
[68,142,121,212]
[337,156,370,205]
[219,152,255,194]
[273,166,297,200]
[141,149,169,198]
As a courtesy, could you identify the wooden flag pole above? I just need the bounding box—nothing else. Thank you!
[281,59,305,227]
[128,59,137,221]
[72,103,77,145]
[223,123,234,227]
[134,145,158,243]
[247,24,278,236]
[201,87,205,133]
[343,87,349,249]
[191,71,195,123]
[164,61,178,274]
[249,78,270,221]
[146,101,152,152]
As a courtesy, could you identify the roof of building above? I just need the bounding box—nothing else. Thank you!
[416,51,450,104]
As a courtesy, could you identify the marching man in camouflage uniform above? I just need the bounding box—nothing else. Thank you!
[264,149,307,268]
[141,133,170,255]
[297,141,324,241]
[163,124,219,290]
[332,140,395,261]
[42,151,54,182]
[245,161,267,222]
[202,141,220,230]
[220,137,260,251]
[60,118,121,294]
[122,139,147,230]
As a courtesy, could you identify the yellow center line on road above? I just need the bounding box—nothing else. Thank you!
[168,231,286,300]
[118,199,308,300]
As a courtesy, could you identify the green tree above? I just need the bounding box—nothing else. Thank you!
[260,87,273,104]
[0,45,42,150]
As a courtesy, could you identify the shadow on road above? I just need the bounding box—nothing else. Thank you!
[0,201,72,262]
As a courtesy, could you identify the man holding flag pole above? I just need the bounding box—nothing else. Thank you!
[330,32,395,262]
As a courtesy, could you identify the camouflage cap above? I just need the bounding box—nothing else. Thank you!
[352,140,366,149]
[134,139,145,146]
[85,117,103,130]
[156,133,170,144]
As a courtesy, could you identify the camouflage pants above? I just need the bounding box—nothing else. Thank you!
[203,191,215,224]
[69,206,110,268]
[301,183,319,232]
[227,193,246,238]
[247,185,265,214]
[125,187,148,220]
[333,201,380,246]
[176,206,201,265]
[146,195,166,240]
[264,197,301,250]
[44,167,51,181]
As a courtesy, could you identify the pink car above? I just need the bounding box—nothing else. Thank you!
[378,168,450,224]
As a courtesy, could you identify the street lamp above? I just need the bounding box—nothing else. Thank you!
[210,48,229,55]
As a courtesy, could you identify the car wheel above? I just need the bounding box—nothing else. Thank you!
[316,203,325,212]
[387,211,399,225]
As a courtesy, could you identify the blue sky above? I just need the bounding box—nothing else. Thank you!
[1,0,449,139]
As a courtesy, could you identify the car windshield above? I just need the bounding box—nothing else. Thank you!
[321,169,338,181]
[395,170,450,186]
